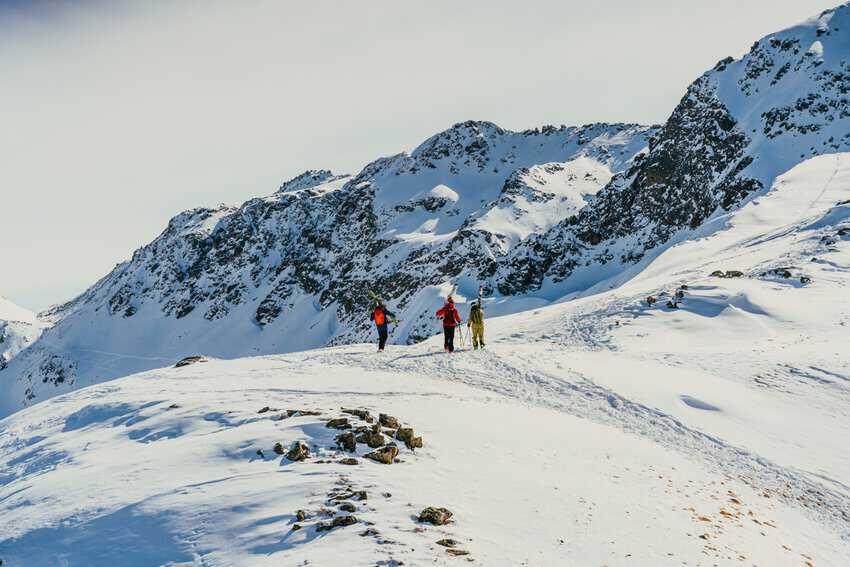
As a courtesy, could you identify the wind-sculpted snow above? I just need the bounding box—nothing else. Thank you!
[4,5,850,415]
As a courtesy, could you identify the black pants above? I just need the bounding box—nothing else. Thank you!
[443,326,455,352]
[377,325,388,350]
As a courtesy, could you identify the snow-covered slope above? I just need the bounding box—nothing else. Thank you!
[0,296,43,370]
[2,154,850,565]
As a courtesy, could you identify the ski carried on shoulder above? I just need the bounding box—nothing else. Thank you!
[367,289,400,324]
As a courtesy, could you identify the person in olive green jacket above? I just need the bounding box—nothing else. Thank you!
[468,301,485,349]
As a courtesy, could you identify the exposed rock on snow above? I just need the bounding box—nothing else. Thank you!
[419,507,453,526]
[285,440,311,462]
[341,408,373,422]
[379,413,400,429]
[364,444,399,465]
[326,418,351,430]
[336,431,357,452]
[174,355,207,368]
[356,426,386,449]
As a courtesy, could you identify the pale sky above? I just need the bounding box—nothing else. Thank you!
[1,0,838,311]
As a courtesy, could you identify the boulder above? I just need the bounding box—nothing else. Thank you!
[379,413,400,429]
[365,444,398,464]
[645,296,657,306]
[342,408,373,423]
[273,442,285,455]
[317,515,358,531]
[295,510,307,522]
[356,427,385,448]
[395,427,419,450]
[665,300,679,309]
[338,457,359,466]
[336,431,357,452]
[285,441,310,462]
[447,549,470,556]
[800,276,812,284]
[331,490,367,502]
[174,355,207,368]
[326,418,351,430]
[710,270,725,277]
[257,406,272,414]
[436,538,458,548]
[725,270,744,278]
[339,502,356,513]
[419,507,453,525]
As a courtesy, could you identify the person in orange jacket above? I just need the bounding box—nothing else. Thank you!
[369,301,395,352]
[435,296,462,353]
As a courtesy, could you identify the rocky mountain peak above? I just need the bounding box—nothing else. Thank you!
[277,169,348,194]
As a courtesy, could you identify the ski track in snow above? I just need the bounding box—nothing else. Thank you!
[297,326,850,542]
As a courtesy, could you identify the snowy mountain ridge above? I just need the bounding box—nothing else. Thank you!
[2,3,850,417]
[2,152,850,565]
[0,121,656,414]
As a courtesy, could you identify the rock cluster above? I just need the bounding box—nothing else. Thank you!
[710,270,744,278]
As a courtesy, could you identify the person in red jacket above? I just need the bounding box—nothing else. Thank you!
[435,296,462,353]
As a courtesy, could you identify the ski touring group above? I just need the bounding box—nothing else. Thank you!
[368,288,485,354]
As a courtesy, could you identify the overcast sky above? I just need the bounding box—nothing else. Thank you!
[1,0,838,311]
